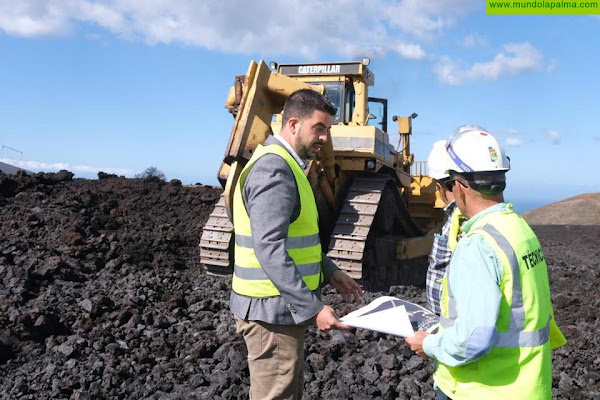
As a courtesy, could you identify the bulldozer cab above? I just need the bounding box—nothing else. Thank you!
[276,61,403,180]
[277,60,380,127]
[305,79,388,133]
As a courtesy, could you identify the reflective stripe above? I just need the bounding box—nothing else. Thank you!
[440,316,550,348]
[442,225,532,336]
[235,262,322,280]
[446,274,458,320]
[235,234,253,248]
[296,262,322,276]
[497,319,550,347]
[480,225,525,331]
[234,265,269,280]
[286,234,320,249]
[235,233,320,249]
[441,263,458,329]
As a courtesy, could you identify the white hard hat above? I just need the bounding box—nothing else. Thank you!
[445,125,510,173]
[427,140,456,180]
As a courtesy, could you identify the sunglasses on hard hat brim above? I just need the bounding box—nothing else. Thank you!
[442,171,472,191]
[443,180,455,191]
[438,177,455,191]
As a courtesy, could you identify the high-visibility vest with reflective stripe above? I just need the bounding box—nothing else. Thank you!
[435,206,554,399]
[231,143,323,298]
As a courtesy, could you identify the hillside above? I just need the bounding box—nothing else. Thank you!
[0,161,25,175]
[523,192,600,225]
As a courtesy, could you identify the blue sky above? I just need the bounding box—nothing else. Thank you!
[1,1,599,212]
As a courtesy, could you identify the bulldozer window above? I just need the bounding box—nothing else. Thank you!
[344,84,355,125]
[323,84,342,124]
[309,82,343,124]
[367,97,388,132]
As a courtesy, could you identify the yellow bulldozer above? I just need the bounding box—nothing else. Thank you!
[199,58,444,289]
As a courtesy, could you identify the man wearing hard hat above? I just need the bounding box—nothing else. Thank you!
[407,125,566,400]
[425,141,464,316]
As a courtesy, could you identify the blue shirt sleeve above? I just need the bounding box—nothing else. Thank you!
[423,233,503,366]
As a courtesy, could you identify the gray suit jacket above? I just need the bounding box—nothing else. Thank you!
[229,135,339,325]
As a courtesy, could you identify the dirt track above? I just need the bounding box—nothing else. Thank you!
[0,171,598,399]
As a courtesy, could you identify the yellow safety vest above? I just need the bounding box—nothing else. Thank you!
[231,143,323,298]
[447,207,463,252]
[436,205,565,399]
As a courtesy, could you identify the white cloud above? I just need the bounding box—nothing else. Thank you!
[0,0,124,37]
[432,55,464,85]
[1,158,134,176]
[0,0,481,60]
[433,42,544,85]
[491,128,525,147]
[505,137,525,147]
[462,33,488,48]
[469,43,543,80]
[392,42,427,60]
[545,130,560,145]
[380,0,480,41]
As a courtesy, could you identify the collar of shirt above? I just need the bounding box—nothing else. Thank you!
[461,202,513,233]
[273,134,306,169]
[443,200,457,216]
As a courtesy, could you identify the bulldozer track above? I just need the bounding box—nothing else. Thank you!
[326,174,427,288]
[326,175,391,280]
[199,194,234,276]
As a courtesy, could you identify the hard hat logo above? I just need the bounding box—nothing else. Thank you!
[489,147,498,162]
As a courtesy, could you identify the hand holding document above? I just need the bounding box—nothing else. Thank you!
[340,296,439,338]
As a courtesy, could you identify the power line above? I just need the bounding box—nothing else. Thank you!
[0,145,23,160]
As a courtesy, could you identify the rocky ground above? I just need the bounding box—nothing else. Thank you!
[0,171,598,399]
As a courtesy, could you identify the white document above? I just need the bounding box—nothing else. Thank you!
[340,296,439,338]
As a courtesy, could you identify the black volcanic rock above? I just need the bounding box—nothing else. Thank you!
[0,171,598,399]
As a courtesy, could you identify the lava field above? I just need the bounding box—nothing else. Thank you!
[1,171,598,399]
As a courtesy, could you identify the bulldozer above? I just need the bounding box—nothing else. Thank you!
[199,58,444,289]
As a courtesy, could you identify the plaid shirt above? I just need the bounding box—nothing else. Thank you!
[426,201,459,315]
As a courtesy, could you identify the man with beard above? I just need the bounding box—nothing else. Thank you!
[230,89,363,400]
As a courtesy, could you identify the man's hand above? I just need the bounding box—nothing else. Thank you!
[405,331,429,357]
[315,305,351,333]
[329,270,363,302]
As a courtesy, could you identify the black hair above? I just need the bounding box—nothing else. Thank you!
[282,89,337,125]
